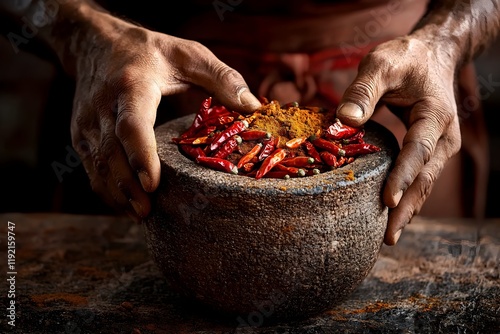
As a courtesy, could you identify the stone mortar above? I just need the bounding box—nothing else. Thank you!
[143,114,399,320]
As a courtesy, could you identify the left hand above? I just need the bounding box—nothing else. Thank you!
[335,36,462,245]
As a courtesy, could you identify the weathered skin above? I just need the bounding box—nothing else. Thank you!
[336,1,500,245]
[1,0,499,245]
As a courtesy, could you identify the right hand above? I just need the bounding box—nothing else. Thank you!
[68,12,261,221]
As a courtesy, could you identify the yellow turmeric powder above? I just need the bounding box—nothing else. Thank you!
[249,100,331,147]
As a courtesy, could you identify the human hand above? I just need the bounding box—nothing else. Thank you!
[68,12,261,221]
[335,37,461,245]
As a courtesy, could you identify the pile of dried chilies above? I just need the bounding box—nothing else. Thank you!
[172,97,381,179]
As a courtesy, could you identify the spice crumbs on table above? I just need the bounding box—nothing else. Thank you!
[345,170,355,181]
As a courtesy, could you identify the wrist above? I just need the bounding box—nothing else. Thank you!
[409,1,500,72]
[408,25,461,74]
[41,1,113,76]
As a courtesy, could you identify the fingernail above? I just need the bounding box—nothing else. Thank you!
[130,199,144,218]
[337,103,363,120]
[393,190,403,206]
[138,171,151,191]
[393,229,402,244]
[239,89,261,109]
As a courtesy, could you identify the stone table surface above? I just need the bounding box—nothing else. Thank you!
[0,213,498,334]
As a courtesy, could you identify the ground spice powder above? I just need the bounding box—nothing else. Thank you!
[250,101,329,147]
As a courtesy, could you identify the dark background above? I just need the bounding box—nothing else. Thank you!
[0,33,499,217]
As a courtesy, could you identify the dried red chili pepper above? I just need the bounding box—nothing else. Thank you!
[203,115,234,128]
[239,130,271,141]
[209,120,249,152]
[193,125,217,138]
[324,118,361,140]
[341,129,365,145]
[283,101,299,108]
[280,156,315,168]
[259,96,269,104]
[310,168,322,176]
[301,163,324,170]
[237,143,262,169]
[208,105,231,117]
[285,137,307,149]
[176,136,213,145]
[336,156,347,167]
[309,136,346,157]
[273,164,300,176]
[182,97,213,138]
[261,170,291,179]
[179,145,205,160]
[257,136,278,161]
[320,151,338,167]
[196,156,238,175]
[303,141,323,163]
[242,162,256,173]
[277,165,307,177]
[343,143,381,157]
[212,135,241,159]
[255,148,287,179]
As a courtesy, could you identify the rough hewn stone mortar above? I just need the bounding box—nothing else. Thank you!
[143,114,399,320]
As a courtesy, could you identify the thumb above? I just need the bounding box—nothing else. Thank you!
[210,68,262,113]
[336,71,387,127]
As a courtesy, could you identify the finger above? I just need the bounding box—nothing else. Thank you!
[100,115,152,218]
[336,59,389,127]
[383,100,453,208]
[384,118,461,245]
[73,131,129,214]
[115,82,162,198]
[177,41,261,112]
[70,126,115,207]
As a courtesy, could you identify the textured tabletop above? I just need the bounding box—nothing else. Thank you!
[0,213,498,334]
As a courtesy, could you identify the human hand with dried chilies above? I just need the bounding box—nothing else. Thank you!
[335,0,500,245]
[0,0,262,221]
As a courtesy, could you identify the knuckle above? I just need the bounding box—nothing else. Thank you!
[416,170,437,198]
[363,50,390,68]
[115,113,137,142]
[184,40,210,54]
[93,157,109,177]
[405,137,434,164]
[116,179,133,199]
[89,177,105,194]
[111,69,141,92]
[445,126,462,155]
[100,134,119,157]
[213,64,242,88]
[345,80,377,107]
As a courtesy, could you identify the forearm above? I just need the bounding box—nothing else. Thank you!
[412,0,500,68]
[0,0,115,75]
